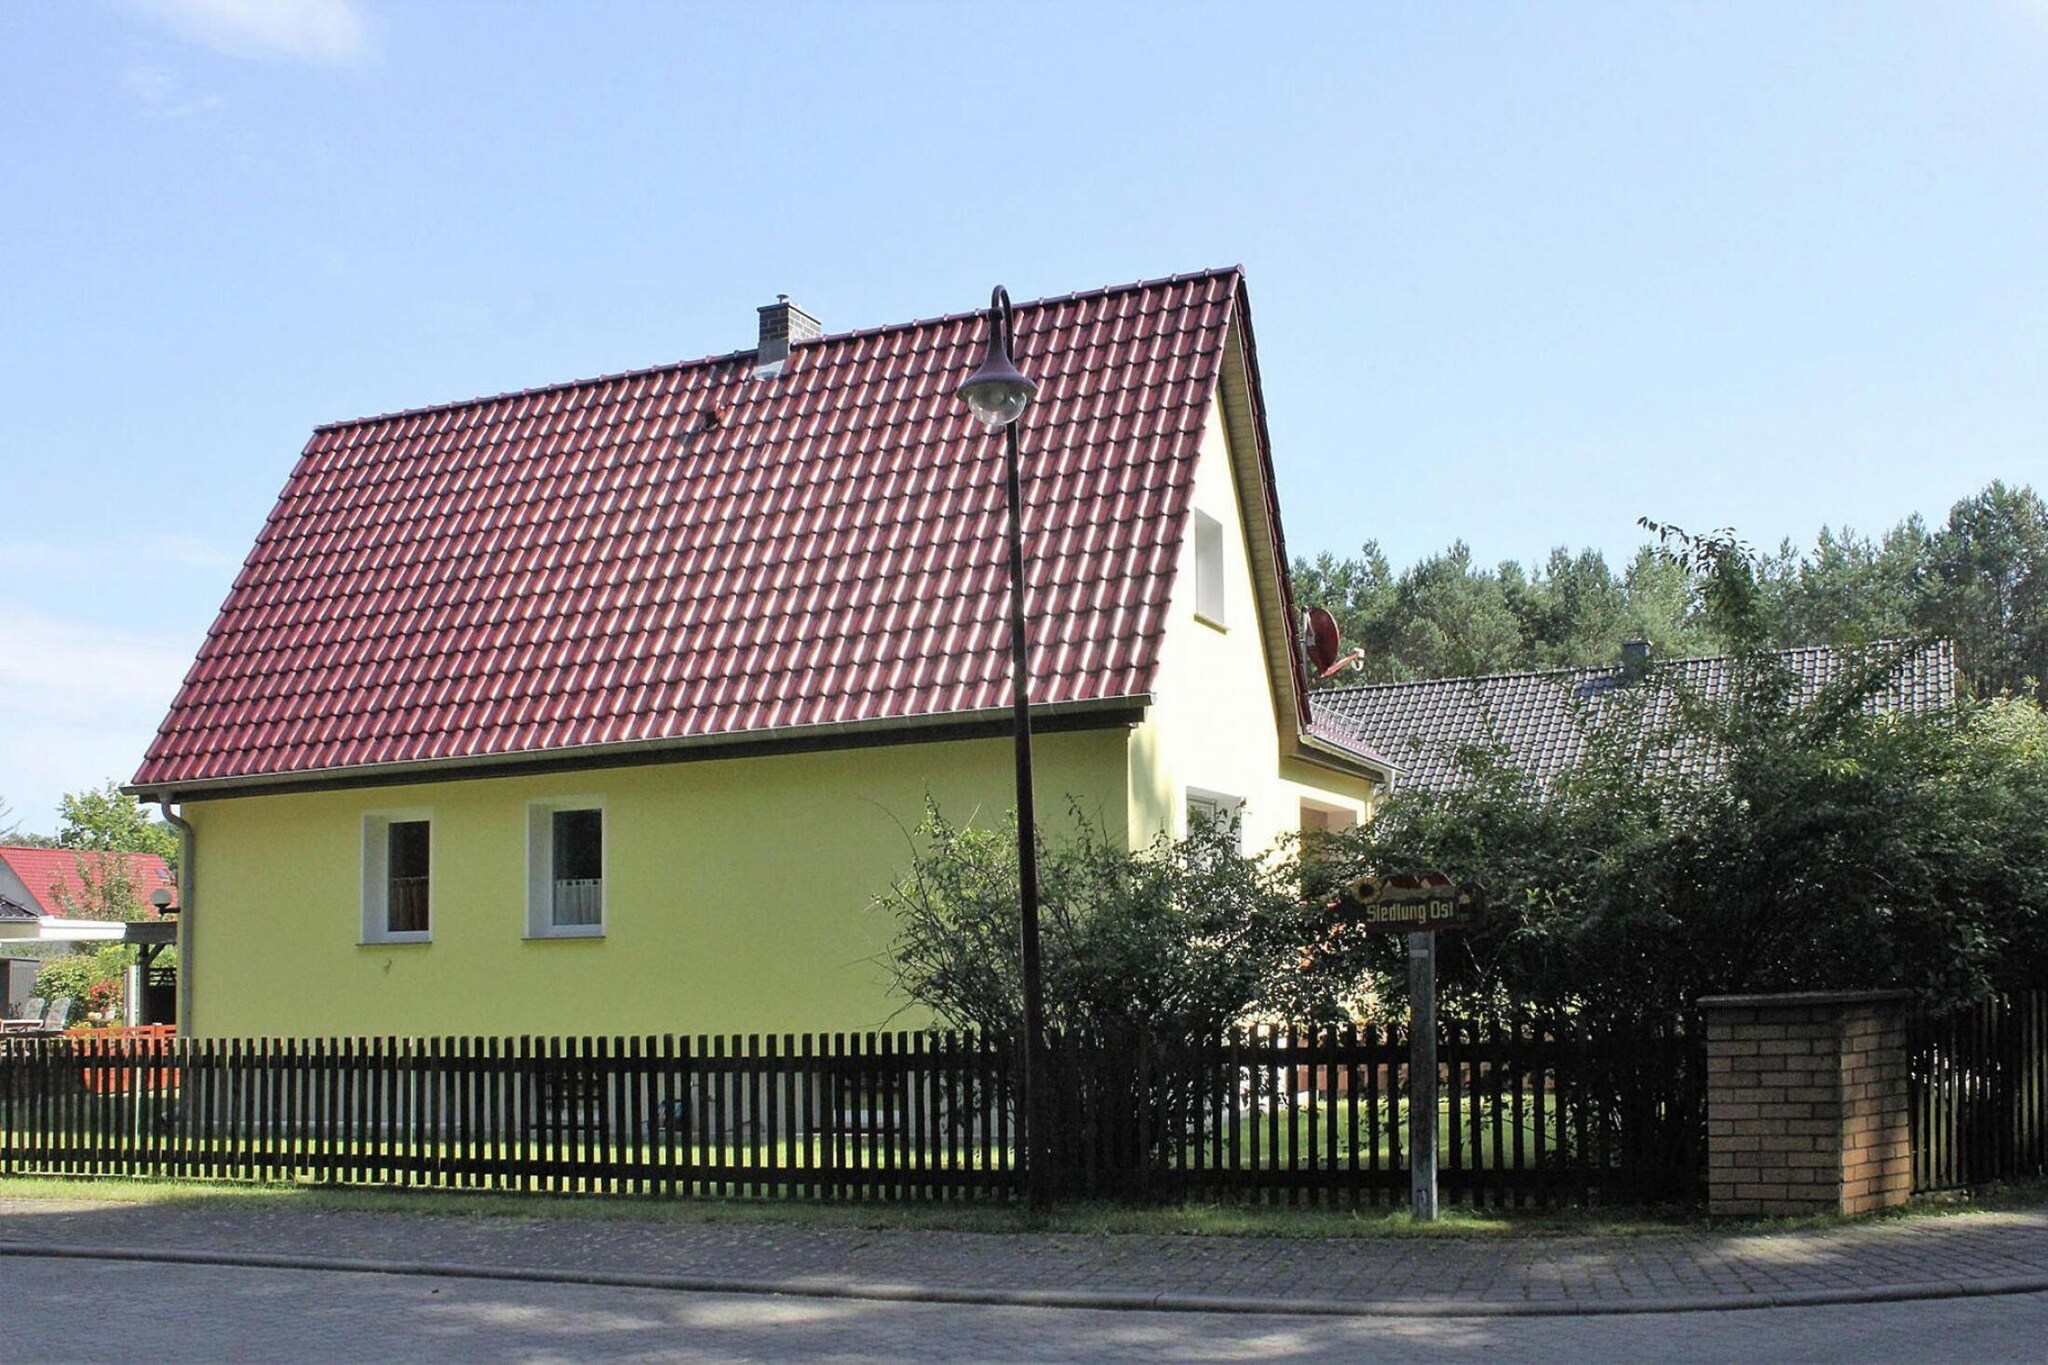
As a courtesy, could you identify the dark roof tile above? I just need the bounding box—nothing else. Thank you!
[1309,640,1961,793]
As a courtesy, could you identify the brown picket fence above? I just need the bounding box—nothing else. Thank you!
[1040,1018,1702,1206]
[1911,991,2048,1193]
[0,1019,1704,1207]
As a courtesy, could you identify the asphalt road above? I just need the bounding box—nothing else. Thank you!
[5,1257,2048,1363]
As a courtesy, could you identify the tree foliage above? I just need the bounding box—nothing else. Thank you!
[1294,480,2048,702]
[1918,482,2048,700]
[56,780,178,859]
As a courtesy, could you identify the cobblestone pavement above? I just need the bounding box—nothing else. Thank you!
[5,1257,2048,1363]
[2,1196,2047,1313]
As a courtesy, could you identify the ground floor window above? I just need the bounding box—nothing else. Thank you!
[1185,788,1245,857]
[362,810,432,943]
[528,799,605,937]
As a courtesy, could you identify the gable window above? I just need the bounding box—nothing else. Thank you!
[1193,509,1227,628]
[362,811,432,944]
[528,799,605,938]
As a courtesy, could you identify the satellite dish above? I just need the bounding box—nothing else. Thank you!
[1305,608,1342,673]
[1303,607,1365,680]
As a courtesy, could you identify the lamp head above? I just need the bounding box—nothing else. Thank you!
[957,286,1036,429]
[959,349,1035,429]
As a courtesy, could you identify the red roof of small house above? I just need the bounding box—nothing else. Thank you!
[135,268,1342,791]
[0,846,177,918]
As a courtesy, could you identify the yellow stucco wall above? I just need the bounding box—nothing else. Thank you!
[1130,395,1375,852]
[184,729,1129,1038]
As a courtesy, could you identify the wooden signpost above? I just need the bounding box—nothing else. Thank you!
[1339,872,1483,1221]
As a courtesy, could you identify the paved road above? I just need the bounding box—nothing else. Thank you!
[4,1256,2047,1363]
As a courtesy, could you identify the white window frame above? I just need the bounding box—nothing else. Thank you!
[526,796,606,939]
[1184,787,1245,854]
[361,808,433,945]
[1193,508,1227,629]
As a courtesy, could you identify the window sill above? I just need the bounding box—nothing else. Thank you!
[1194,612,1228,633]
[525,926,605,941]
[360,934,431,947]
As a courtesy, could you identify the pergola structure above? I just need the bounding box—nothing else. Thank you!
[0,910,178,1027]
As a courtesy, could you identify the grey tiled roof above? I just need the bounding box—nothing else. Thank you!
[0,893,39,922]
[1308,640,1960,794]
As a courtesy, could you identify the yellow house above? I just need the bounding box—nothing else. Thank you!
[129,269,1388,1038]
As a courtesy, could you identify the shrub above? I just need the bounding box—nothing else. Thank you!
[32,945,135,1026]
[879,802,1339,1044]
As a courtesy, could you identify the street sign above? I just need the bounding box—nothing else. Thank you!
[1329,870,1485,1222]
[1339,872,1484,932]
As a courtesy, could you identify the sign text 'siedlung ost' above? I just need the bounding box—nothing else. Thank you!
[1338,872,1485,932]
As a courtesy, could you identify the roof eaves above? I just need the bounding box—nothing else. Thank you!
[1219,274,1314,733]
[127,693,1155,802]
[1298,724,1397,783]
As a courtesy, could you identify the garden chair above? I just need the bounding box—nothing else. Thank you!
[2,995,48,1034]
[4,995,72,1036]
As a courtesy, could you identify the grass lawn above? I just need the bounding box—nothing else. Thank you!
[0,1173,2038,1240]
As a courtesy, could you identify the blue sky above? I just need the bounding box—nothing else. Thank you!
[3,1,2045,832]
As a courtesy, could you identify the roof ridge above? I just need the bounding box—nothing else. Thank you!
[1316,637,1948,699]
[309,265,1244,435]
[1319,661,1619,697]
[0,844,168,859]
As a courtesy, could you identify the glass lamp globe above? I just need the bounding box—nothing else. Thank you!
[958,343,1037,429]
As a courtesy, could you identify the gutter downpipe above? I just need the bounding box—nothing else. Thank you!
[145,795,195,1037]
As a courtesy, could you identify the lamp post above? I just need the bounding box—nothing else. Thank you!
[956,285,1050,1212]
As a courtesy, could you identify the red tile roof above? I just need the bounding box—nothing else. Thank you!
[136,269,1280,789]
[0,846,177,917]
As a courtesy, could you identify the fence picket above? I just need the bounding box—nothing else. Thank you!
[1910,992,2048,1193]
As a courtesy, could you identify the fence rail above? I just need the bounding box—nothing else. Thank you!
[1912,991,2048,1193]
[0,1020,1702,1207]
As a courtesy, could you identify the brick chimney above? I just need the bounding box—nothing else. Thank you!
[1620,637,1653,681]
[754,294,821,379]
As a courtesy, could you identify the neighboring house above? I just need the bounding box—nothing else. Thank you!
[0,845,178,920]
[1309,639,1961,794]
[129,268,1389,1038]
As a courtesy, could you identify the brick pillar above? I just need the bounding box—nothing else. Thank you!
[1700,990,1914,1217]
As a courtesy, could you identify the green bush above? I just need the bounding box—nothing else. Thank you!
[30,945,135,1026]
[879,802,1338,1043]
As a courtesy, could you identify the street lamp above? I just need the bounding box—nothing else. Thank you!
[957,285,1050,1212]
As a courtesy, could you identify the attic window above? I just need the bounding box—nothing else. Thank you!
[1193,510,1226,628]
